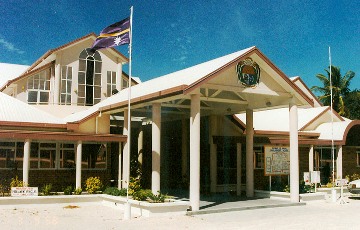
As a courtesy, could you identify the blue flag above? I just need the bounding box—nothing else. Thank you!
[91,17,130,50]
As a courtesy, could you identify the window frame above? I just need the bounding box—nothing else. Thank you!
[27,70,51,105]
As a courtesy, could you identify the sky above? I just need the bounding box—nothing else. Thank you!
[0,0,359,90]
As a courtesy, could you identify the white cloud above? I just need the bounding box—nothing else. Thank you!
[0,37,25,54]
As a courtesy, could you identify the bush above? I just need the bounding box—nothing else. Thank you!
[85,177,102,194]
[10,176,26,187]
[74,188,82,195]
[41,184,53,196]
[63,186,73,195]
[132,189,153,201]
[104,187,127,196]
[346,173,360,182]
[148,191,167,203]
[128,177,141,195]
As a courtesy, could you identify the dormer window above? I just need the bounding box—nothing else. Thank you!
[27,70,50,104]
[78,48,102,106]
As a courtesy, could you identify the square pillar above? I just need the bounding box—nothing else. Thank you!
[23,139,31,185]
[237,143,242,196]
[289,98,299,203]
[76,140,82,189]
[152,103,161,194]
[246,109,254,197]
[309,145,314,172]
[337,146,343,179]
[209,115,217,193]
[190,94,200,211]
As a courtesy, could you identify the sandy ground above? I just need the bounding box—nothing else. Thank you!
[1,196,360,230]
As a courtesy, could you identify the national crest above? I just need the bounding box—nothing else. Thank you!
[236,58,260,88]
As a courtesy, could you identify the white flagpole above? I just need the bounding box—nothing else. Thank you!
[124,6,133,219]
[329,47,336,202]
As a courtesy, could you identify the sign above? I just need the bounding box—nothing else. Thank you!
[336,179,348,186]
[11,187,38,197]
[310,171,321,183]
[264,146,290,176]
[236,57,260,88]
[304,172,310,185]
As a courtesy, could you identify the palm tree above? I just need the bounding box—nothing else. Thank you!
[311,65,355,116]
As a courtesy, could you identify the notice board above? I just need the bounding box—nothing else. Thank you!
[264,146,290,176]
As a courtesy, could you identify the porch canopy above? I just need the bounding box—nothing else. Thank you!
[77,46,314,210]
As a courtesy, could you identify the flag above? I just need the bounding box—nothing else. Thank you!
[91,17,130,50]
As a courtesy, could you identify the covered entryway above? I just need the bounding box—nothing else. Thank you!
[99,46,313,211]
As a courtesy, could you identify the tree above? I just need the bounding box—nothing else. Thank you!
[344,89,360,119]
[311,65,355,117]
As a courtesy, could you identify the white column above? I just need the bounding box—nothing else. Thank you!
[309,145,314,172]
[190,94,200,211]
[138,126,143,166]
[122,109,130,188]
[337,145,343,179]
[237,143,242,196]
[76,140,82,189]
[289,98,299,203]
[181,117,188,184]
[246,109,254,197]
[152,103,161,194]
[23,139,31,185]
[118,142,122,189]
[54,54,61,105]
[116,60,123,91]
[209,115,217,193]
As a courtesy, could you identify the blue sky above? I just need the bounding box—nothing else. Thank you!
[0,0,359,90]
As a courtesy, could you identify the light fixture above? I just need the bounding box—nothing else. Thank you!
[266,101,272,107]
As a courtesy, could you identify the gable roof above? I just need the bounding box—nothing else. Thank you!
[0,92,65,128]
[64,46,315,124]
[0,63,29,89]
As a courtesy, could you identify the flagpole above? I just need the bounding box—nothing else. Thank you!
[329,47,336,202]
[124,6,133,220]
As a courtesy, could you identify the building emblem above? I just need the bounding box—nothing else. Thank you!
[236,58,260,88]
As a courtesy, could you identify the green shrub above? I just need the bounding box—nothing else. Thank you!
[63,186,73,195]
[10,176,26,187]
[41,184,53,196]
[132,189,153,201]
[148,191,167,203]
[104,187,127,196]
[346,173,360,182]
[128,177,141,195]
[85,177,102,194]
[74,188,82,195]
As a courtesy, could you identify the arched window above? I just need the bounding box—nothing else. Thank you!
[78,49,102,106]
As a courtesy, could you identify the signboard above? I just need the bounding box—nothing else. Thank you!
[264,146,290,176]
[11,187,38,197]
[336,179,348,186]
[304,172,310,185]
[310,171,321,183]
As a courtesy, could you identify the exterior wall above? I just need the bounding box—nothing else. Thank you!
[343,146,360,177]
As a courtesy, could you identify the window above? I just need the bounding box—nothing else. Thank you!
[217,144,237,185]
[254,146,264,169]
[0,142,23,169]
[107,71,117,96]
[27,70,50,104]
[30,143,56,169]
[357,151,360,167]
[60,66,72,105]
[82,144,107,169]
[78,49,102,106]
[60,143,75,169]
[122,77,128,89]
[314,147,337,184]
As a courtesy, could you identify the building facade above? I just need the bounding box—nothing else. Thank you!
[0,35,359,212]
